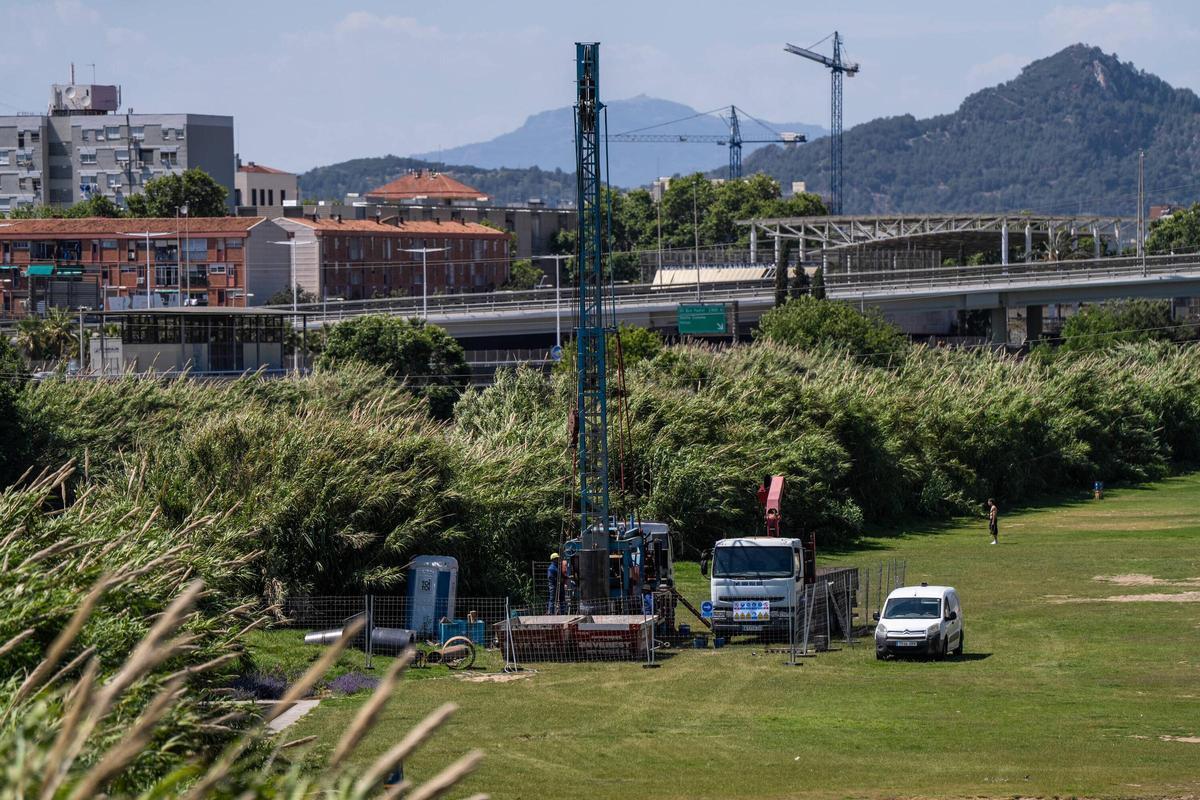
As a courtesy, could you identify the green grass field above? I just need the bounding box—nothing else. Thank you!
[268,477,1200,799]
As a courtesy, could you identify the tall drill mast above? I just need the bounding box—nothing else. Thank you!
[785,32,859,214]
[573,42,612,607]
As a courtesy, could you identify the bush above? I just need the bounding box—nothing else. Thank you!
[317,315,471,418]
[1058,298,1191,352]
[756,295,908,365]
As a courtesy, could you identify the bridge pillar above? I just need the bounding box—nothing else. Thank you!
[1025,224,1033,262]
[989,307,1008,346]
[1001,223,1009,265]
[1025,305,1043,342]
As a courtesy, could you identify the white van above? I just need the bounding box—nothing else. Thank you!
[874,583,963,660]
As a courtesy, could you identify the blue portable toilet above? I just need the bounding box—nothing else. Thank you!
[406,556,458,637]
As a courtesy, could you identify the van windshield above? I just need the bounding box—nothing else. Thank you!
[713,546,793,578]
[883,597,941,619]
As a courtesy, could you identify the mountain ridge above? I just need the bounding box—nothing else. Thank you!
[740,43,1200,215]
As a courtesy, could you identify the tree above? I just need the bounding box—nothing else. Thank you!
[503,259,541,290]
[126,168,228,217]
[1059,298,1189,353]
[317,315,470,419]
[810,265,826,300]
[790,261,811,299]
[65,194,125,218]
[0,335,24,483]
[774,240,795,307]
[612,324,663,364]
[266,285,317,306]
[756,295,908,365]
[1147,204,1200,255]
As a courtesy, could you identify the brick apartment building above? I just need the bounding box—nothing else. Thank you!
[0,217,294,317]
[273,216,511,301]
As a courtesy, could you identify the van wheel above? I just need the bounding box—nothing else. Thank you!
[953,632,964,656]
[935,637,947,661]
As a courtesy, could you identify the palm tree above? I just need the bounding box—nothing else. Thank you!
[14,318,45,361]
[41,309,78,361]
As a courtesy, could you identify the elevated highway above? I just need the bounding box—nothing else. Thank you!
[287,252,1200,344]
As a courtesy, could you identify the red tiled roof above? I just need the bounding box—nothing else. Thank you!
[239,162,291,175]
[283,217,507,237]
[365,170,487,201]
[0,217,265,237]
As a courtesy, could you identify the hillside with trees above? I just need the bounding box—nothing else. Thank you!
[742,44,1200,215]
[298,155,576,206]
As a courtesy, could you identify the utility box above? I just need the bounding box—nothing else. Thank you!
[406,555,458,638]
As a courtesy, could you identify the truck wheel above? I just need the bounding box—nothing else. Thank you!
[953,632,964,656]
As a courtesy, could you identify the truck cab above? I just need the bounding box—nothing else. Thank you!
[703,537,807,634]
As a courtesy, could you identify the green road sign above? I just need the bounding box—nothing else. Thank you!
[677,303,728,335]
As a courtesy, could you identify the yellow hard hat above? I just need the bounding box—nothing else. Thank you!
[550,552,560,560]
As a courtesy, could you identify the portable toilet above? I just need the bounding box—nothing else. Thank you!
[406,556,458,637]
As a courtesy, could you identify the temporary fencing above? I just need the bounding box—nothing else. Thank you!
[276,594,666,667]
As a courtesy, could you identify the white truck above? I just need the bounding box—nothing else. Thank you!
[702,536,809,636]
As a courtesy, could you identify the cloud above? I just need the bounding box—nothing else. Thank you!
[966,52,1029,86]
[332,12,439,39]
[1042,2,1167,46]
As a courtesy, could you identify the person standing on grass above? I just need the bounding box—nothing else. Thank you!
[987,499,999,544]
[547,553,562,614]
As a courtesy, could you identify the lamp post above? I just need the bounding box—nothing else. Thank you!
[270,239,316,373]
[399,246,447,320]
[176,203,189,305]
[125,231,169,309]
[532,254,572,349]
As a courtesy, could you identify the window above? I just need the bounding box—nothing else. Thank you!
[101,239,118,250]
[474,240,484,259]
[712,546,795,579]
[349,237,363,260]
[161,127,173,139]
[176,126,185,140]
[31,241,55,259]
[209,263,227,275]
[79,175,98,193]
[280,190,286,203]
[79,151,97,165]
[131,126,145,140]
[29,131,39,143]
[185,238,207,260]
[104,126,120,140]
[250,188,257,206]
[31,178,40,193]
[155,265,178,286]
[16,151,33,167]
[224,238,242,249]
[267,189,274,206]
[18,177,28,191]
[0,151,9,166]
[17,132,24,148]
[12,241,29,250]
[882,597,942,620]
[115,150,129,163]
[160,151,178,167]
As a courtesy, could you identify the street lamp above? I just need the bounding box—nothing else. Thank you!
[124,231,170,309]
[399,246,448,320]
[176,203,189,305]
[270,239,316,372]
[532,254,572,349]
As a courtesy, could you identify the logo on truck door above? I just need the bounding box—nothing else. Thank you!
[732,600,771,622]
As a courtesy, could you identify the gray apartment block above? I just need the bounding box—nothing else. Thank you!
[0,90,234,213]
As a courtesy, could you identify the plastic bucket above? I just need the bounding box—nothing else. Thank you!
[678,623,691,637]
[713,637,726,649]
[693,635,707,649]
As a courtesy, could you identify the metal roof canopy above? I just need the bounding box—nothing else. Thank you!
[739,213,1134,258]
[102,307,297,317]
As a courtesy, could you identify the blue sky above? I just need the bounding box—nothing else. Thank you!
[1,1,1196,173]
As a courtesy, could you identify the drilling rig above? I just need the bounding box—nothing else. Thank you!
[561,43,676,620]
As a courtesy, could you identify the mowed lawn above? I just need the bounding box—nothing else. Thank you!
[282,477,1200,799]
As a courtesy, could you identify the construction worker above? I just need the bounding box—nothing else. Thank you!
[547,553,562,614]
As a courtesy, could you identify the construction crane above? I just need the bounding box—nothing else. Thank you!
[785,32,859,214]
[610,105,806,180]
[572,42,614,609]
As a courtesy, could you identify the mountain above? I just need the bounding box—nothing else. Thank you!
[298,156,576,207]
[741,44,1200,215]
[413,95,825,188]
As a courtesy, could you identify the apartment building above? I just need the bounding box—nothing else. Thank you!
[0,216,292,317]
[364,169,488,205]
[0,83,234,212]
[273,215,511,301]
[235,160,298,212]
